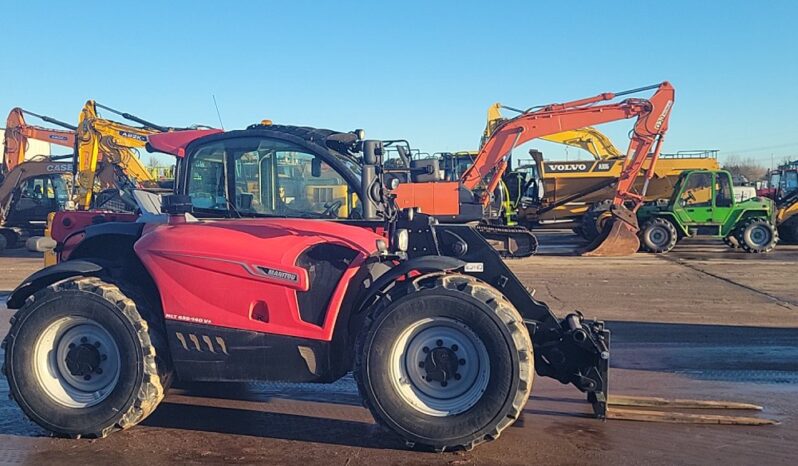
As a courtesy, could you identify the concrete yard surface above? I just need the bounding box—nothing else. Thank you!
[1,234,797,465]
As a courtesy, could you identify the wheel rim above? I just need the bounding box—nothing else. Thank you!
[748,225,771,247]
[389,317,490,417]
[647,225,670,248]
[33,316,121,408]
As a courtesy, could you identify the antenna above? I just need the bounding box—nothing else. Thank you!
[212,94,225,130]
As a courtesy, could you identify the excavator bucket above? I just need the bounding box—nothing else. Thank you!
[581,205,640,257]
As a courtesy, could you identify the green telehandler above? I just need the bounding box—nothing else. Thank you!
[637,169,778,254]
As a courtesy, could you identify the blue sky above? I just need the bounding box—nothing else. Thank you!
[3,0,797,167]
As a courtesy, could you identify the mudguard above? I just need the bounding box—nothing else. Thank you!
[5,260,104,309]
[356,255,466,313]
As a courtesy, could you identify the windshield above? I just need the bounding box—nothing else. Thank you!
[187,137,362,219]
[769,172,781,189]
[782,171,798,197]
[441,153,476,181]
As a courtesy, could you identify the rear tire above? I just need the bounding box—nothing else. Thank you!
[640,218,678,253]
[738,218,778,253]
[0,234,6,253]
[354,274,533,452]
[2,277,171,438]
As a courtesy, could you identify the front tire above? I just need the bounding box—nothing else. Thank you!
[354,274,533,451]
[738,218,778,253]
[640,218,678,253]
[2,277,170,438]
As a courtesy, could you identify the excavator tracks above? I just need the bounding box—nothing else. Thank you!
[476,222,539,258]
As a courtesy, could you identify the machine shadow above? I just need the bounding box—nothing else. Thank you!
[607,320,798,382]
[172,380,363,407]
[143,401,407,450]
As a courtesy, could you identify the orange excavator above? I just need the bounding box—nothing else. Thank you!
[393,82,675,256]
[2,108,76,173]
[1,108,78,250]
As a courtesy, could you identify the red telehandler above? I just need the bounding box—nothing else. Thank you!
[4,128,609,450]
[394,82,675,256]
[4,124,772,451]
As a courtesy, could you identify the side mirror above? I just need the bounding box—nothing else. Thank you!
[311,158,322,178]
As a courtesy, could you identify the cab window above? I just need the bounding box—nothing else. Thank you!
[714,172,733,208]
[187,143,227,210]
[17,176,67,204]
[187,137,359,219]
[680,172,713,207]
[783,171,798,196]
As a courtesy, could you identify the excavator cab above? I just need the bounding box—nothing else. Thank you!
[0,162,73,250]
[6,175,69,225]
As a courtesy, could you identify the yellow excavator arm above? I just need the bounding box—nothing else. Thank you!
[484,103,622,160]
[540,127,622,159]
[75,101,159,209]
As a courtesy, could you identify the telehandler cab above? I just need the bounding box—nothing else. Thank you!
[637,169,778,253]
[6,125,773,451]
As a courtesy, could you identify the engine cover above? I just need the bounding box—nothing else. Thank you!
[134,218,381,341]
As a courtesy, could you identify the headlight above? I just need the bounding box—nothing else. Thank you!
[394,228,409,252]
[389,177,400,190]
[375,238,388,253]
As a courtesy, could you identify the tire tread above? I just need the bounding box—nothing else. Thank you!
[2,276,168,438]
[736,218,778,253]
[353,273,533,452]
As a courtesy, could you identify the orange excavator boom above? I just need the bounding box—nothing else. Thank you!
[2,108,76,173]
[462,83,674,202]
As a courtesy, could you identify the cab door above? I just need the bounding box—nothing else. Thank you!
[712,172,735,224]
[674,171,714,224]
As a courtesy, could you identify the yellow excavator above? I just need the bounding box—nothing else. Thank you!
[74,100,171,209]
[765,161,798,243]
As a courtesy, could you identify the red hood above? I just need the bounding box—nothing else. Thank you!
[140,217,383,258]
[148,128,223,157]
[192,217,383,254]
